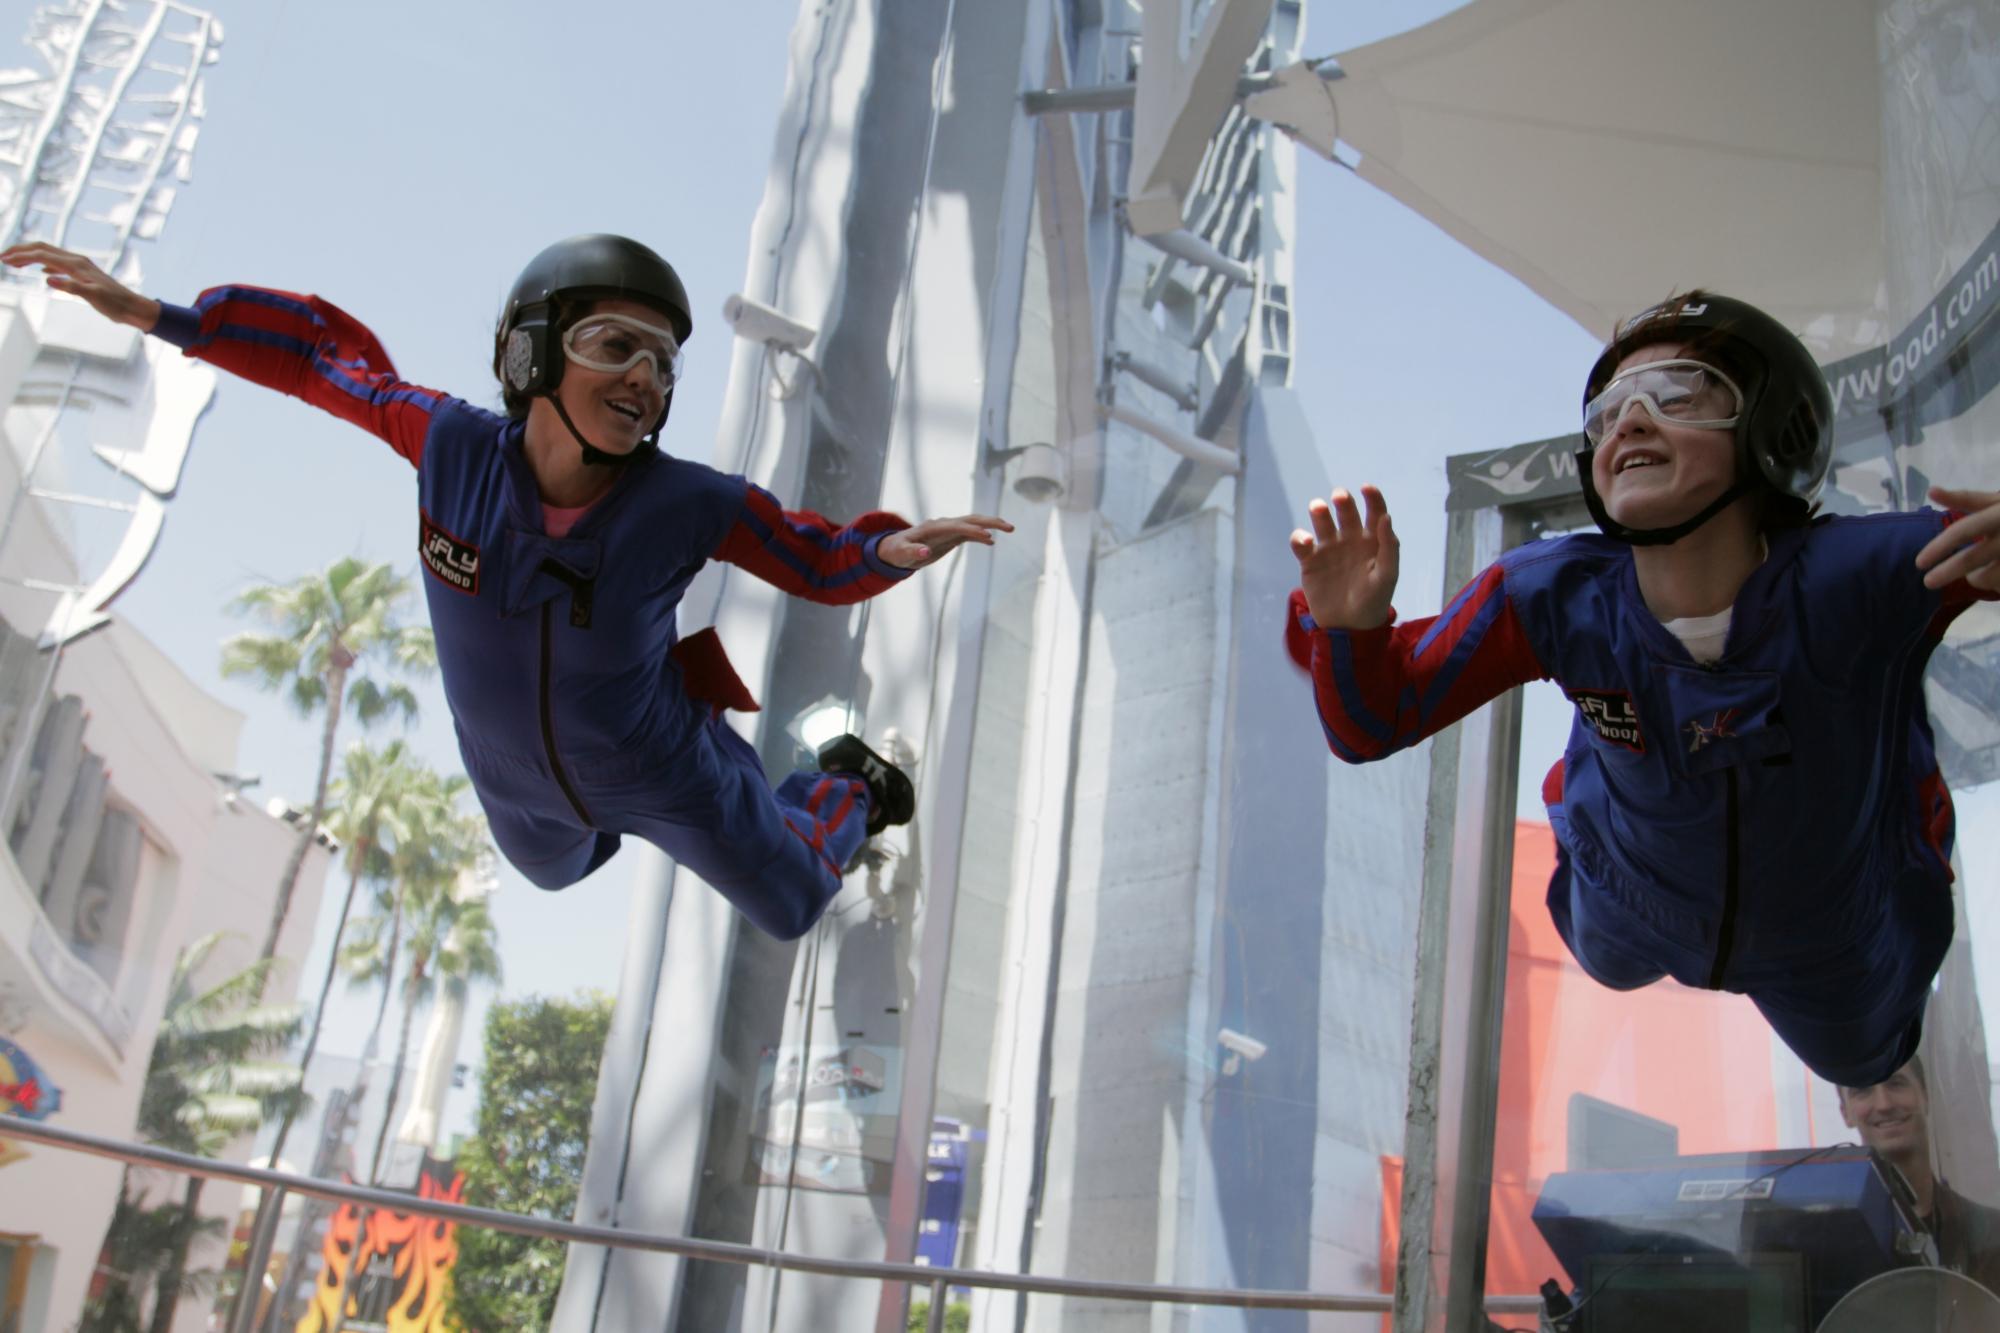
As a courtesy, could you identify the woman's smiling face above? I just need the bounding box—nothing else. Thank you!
[551,296,671,453]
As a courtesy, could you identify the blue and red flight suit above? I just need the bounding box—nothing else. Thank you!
[1286,510,1994,1087]
[157,287,910,940]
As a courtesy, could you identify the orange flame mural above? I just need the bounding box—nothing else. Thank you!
[296,1166,464,1333]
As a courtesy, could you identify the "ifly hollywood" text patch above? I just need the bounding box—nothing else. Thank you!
[1569,688,1644,753]
[419,511,480,595]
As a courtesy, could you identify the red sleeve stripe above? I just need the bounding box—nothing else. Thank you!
[735,491,881,591]
[1412,565,1515,715]
[1320,624,1396,746]
[1304,563,1542,762]
[715,484,913,606]
[165,287,439,468]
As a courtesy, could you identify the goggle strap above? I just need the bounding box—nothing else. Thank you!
[551,391,658,469]
[1575,445,1755,547]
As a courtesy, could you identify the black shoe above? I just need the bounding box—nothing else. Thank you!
[817,733,915,836]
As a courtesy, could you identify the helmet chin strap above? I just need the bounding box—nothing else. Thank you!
[549,393,659,468]
[1575,445,1754,546]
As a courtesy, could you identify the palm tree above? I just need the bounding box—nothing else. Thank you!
[324,810,499,1333]
[258,741,448,1329]
[324,740,433,890]
[221,556,436,969]
[367,865,501,1185]
[343,805,500,1186]
[78,1191,221,1332]
[326,751,461,1135]
[104,935,307,1333]
[225,564,431,1333]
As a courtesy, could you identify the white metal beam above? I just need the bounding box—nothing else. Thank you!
[1126,0,1276,235]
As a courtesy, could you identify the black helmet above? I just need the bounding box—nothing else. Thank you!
[1577,292,1833,545]
[495,234,693,458]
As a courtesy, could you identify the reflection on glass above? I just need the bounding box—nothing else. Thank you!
[1494,763,2000,1328]
[581,2,2000,1330]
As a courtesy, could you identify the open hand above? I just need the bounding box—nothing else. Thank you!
[1290,485,1399,629]
[1918,486,2000,593]
[0,241,160,331]
[878,514,1015,570]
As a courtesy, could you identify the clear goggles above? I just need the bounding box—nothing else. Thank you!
[1582,358,1743,446]
[561,313,684,389]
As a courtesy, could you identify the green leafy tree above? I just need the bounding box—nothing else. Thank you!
[84,937,307,1332]
[906,1300,971,1333]
[445,993,614,1333]
[221,556,436,968]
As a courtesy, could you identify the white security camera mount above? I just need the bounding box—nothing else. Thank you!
[723,294,822,399]
[1217,1027,1268,1075]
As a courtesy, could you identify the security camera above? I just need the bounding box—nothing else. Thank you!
[722,293,819,353]
[1217,1028,1267,1062]
[1011,442,1068,504]
[983,440,1069,505]
[1218,1027,1267,1075]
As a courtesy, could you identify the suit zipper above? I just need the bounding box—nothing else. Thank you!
[539,602,594,825]
[1707,766,1740,989]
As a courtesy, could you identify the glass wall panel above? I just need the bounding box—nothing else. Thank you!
[1476,10,2000,1326]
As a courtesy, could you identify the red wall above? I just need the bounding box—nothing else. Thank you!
[1381,821,1791,1303]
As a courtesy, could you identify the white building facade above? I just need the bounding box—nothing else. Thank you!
[0,249,327,1333]
[0,4,330,1327]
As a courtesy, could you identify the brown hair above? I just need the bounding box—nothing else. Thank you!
[1603,288,1756,398]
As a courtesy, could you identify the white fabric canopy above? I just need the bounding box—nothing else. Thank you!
[1315,0,1887,358]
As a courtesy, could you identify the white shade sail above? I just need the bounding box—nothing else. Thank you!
[1318,0,1887,357]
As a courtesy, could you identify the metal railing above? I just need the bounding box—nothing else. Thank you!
[0,1113,1547,1323]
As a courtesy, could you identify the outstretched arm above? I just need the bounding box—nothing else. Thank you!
[876,513,1013,570]
[1285,484,1545,761]
[1,241,161,331]
[0,242,440,468]
[1918,487,2000,605]
[714,485,1010,606]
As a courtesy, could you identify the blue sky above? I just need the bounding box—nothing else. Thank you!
[8,0,1992,1142]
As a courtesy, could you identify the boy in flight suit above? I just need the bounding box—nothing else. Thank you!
[4,236,1011,940]
[1285,291,1999,1087]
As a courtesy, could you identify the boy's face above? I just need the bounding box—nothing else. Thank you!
[1589,340,1741,531]
[1838,1065,1930,1158]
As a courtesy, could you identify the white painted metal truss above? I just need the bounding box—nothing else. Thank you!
[0,0,221,286]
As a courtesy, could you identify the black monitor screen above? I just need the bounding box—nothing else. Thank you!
[1582,1252,1806,1333]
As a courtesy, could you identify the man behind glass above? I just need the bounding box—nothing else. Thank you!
[1840,1055,2000,1293]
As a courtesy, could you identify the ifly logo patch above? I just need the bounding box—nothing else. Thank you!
[420,511,480,595]
[1570,688,1644,753]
